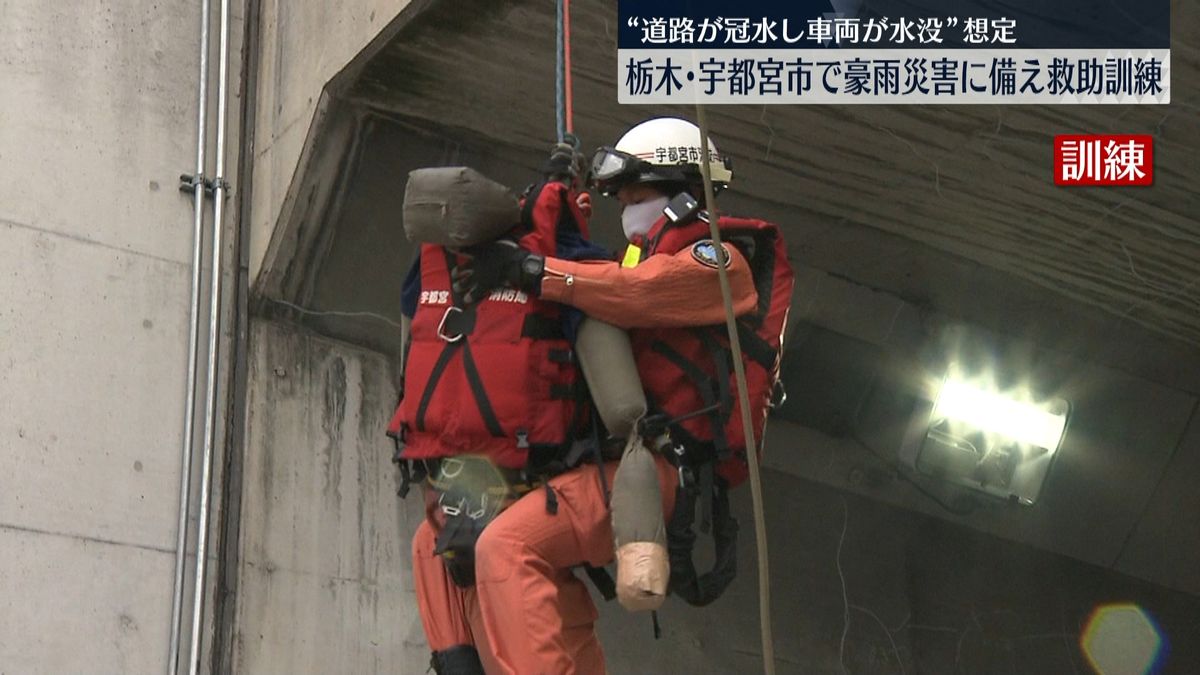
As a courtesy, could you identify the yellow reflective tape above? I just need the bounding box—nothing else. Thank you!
[621,244,642,268]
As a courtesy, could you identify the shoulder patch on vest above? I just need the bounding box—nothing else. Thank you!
[691,240,731,269]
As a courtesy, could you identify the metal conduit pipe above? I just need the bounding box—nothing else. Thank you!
[168,0,212,671]
[188,0,232,669]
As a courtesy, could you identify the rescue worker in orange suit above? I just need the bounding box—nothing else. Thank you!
[442,117,796,674]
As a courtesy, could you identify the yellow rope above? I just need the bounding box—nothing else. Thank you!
[694,104,776,675]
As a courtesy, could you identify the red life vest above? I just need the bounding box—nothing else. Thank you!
[386,182,589,470]
[631,214,795,486]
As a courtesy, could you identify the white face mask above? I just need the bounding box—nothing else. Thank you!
[621,196,670,240]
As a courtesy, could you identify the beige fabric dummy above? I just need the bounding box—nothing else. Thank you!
[576,318,668,611]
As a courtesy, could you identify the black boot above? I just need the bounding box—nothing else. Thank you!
[430,645,485,675]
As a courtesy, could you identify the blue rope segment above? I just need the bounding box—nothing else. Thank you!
[555,0,565,142]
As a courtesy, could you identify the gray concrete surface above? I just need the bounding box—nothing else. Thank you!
[247,0,417,285]
[0,527,174,673]
[1115,406,1200,590]
[248,106,1200,595]
[255,102,1200,397]
[1,222,189,551]
[0,1,202,265]
[0,0,245,670]
[230,322,1200,673]
[341,0,1200,347]
[225,0,1200,672]
[595,467,1200,673]
[233,319,427,673]
[762,275,1200,594]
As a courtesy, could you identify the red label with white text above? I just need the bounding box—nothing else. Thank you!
[1054,135,1153,186]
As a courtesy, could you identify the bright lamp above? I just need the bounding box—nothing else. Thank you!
[913,368,1070,505]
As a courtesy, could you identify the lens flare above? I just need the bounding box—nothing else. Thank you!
[1081,604,1168,675]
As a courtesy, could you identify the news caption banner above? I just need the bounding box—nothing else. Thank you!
[617,0,1170,105]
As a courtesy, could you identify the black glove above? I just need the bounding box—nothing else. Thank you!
[450,239,545,305]
[542,135,586,184]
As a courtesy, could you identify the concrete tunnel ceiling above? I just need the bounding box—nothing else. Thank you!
[343,0,1200,339]
[249,0,1200,594]
[257,0,1200,368]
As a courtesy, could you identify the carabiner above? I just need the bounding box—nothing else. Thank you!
[437,306,466,343]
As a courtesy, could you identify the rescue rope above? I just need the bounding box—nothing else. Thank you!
[694,104,777,675]
[563,0,573,134]
[555,0,575,141]
[555,0,566,140]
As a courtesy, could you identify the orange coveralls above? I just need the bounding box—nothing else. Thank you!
[412,244,758,674]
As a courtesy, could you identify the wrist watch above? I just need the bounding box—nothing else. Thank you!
[520,254,545,282]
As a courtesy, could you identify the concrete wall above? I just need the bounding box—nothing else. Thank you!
[231,320,1200,674]
[256,107,1200,597]
[771,267,1200,596]
[0,0,243,671]
[232,320,427,673]
[247,0,417,284]
[608,468,1200,674]
[227,0,1200,671]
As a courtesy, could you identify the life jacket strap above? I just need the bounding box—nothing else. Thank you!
[693,329,734,461]
[521,314,567,339]
[582,564,617,601]
[394,458,427,499]
[415,342,461,432]
[459,341,504,437]
[650,338,731,460]
[736,320,778,371]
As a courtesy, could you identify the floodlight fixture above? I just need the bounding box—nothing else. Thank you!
[902,366,1070,506]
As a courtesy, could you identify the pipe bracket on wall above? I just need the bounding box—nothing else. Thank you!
[179,173,230,197]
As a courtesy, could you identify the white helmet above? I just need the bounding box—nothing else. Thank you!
[589,117,733,196]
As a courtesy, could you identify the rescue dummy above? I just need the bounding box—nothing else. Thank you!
[402,166,521,248]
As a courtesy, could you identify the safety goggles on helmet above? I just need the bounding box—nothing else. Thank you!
[589,147,651,195]
[589,147,707,197]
